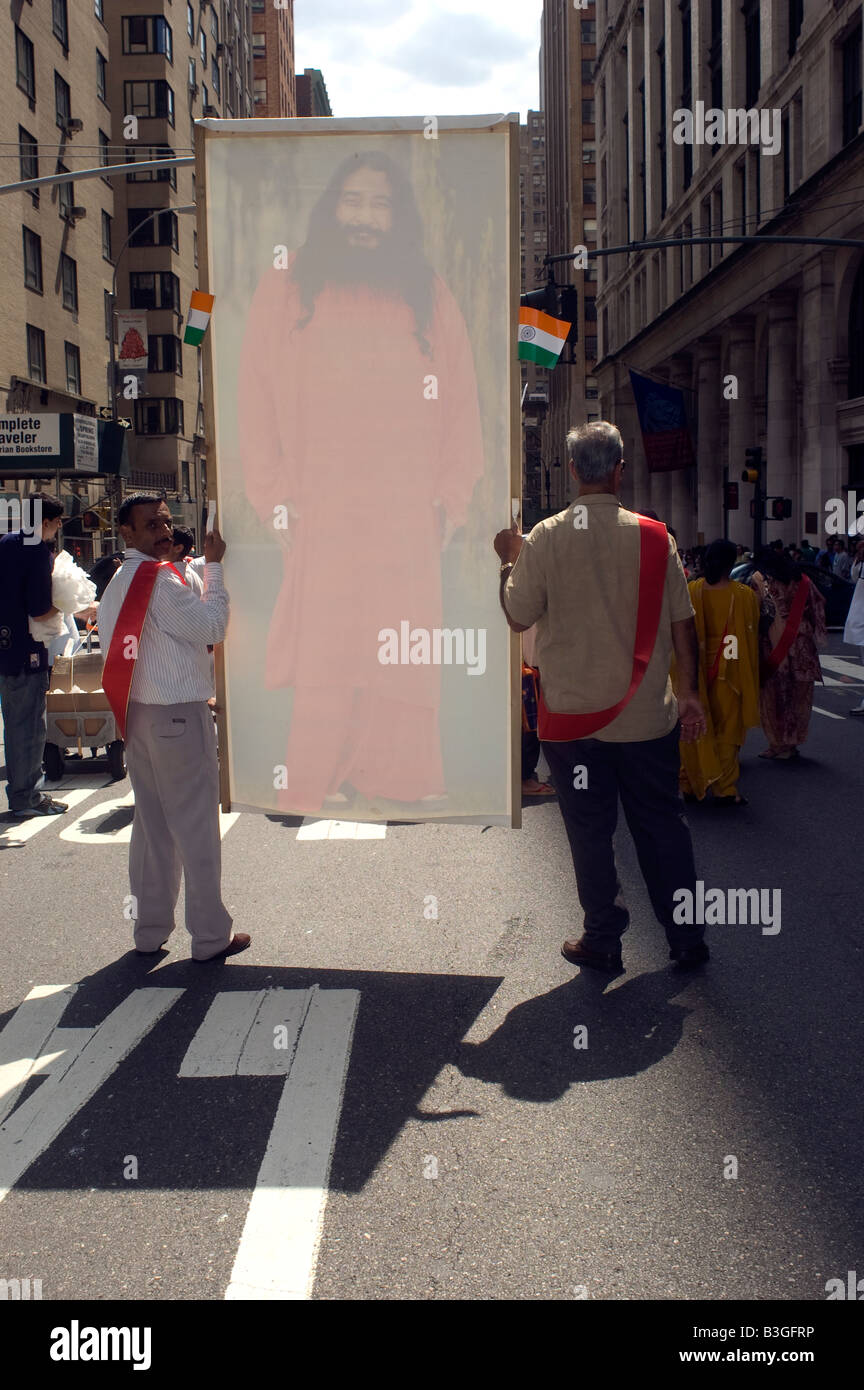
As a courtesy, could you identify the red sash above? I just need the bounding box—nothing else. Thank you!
[762,575,811,675]
[537,515,669,741]
[102,560,186,739]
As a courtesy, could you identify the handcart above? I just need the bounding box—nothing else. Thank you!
[44,630,126,782]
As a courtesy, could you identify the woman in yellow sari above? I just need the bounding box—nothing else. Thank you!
[673,539,760,806]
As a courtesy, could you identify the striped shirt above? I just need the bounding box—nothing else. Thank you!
[97,549,228,705]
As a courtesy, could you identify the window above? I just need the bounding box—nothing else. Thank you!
[123,80,175,125]
[848,260,864,398]
[99,129,112,183]
[127,205,179,250]
[57,165,74,219]
[193,229,199,267]
[202,83,208,108]
[148,334,182,374]
[65,342,81,394]
[134,397,184,435]
[53,0,69,49]
[211,7,219,40]
[97,50,107,102]
[702,196,713,269]
[123,16,173,61]
[681,0,692,190]
[582,100,595,124]
[583,180,596,205]
[253,32,266,58]
[61,254,78,312]
[843,24,862,148]
[581,21,596,45]
[200,31,207,64]
[187,3,194,40]
[582,59,594,84]
[126,145,177,188]
[748,146,761,226]
[737,158,747,233]
[23,227,43,292]
[129,271,180,311]
[657,39,667,215]
[19,126,38,197]
[101,209,112,260]
[212,56,220,96]
[788,0,804,59]
[254,76,267,105]
[743,0,760,108]
[188,56,196,87]
[55,72,72,129]
[95,0,104,20]
[583,144,596,165]
[585,336,597,360]
[104,288,113,341]
[26,325,46,384]
[709,0,723,113]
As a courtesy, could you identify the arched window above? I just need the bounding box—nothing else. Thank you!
[848,259,864,398]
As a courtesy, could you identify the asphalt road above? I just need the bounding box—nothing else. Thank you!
[0,635,862,1303]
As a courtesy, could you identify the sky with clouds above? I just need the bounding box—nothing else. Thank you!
[293,0,543,120]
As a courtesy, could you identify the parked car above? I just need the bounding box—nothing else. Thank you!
[730,559,855,628]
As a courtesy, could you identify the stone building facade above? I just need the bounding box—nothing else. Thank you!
[594,0,864,547]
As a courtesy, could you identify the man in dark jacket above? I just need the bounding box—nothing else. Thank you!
[0,493,68,816]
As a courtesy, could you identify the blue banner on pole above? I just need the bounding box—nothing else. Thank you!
[629,369,695,472]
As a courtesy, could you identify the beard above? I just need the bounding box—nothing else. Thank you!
[323,226,407,293]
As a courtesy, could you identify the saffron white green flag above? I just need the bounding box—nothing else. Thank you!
[183,291,214,346]
[517,307,570,368]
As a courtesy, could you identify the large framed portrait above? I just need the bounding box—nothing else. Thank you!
[196,113,521,824]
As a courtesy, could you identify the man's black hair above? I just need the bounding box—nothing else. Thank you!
[703,538,738,585]
[118,493,162,528]
[172,525,194,557]
[291,150,435,357]
[28,491,64,522]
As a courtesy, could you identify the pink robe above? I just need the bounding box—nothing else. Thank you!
[237,259,485,807]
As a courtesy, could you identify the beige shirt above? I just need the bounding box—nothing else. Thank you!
[505,493,694,742]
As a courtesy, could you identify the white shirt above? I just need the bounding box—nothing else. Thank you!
[97,549,228,705]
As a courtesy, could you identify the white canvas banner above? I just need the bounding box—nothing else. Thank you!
[200,117,518,823]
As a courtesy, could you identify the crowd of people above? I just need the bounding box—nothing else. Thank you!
[1,433,862,972]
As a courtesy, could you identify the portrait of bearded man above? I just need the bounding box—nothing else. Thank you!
[237,149,486,815]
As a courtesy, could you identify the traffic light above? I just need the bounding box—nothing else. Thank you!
[80,507,110,532]
[742,446,763,484]
[771,497,793,520]
[558,286,579,342]
[520,283,559,318]
[724,481,739,511]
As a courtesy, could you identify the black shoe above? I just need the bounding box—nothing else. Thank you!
[13,796,67,818]
[562,937,624,972]
[670,942,710,969]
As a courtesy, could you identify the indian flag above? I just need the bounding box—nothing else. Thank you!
[183,291,214,346]
[518,307,571,368]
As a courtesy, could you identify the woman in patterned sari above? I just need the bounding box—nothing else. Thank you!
[747,548,827,759]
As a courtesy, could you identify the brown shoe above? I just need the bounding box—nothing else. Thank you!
[561,936,623,972]
[193,932,251,963]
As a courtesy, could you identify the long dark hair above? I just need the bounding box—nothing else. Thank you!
[703,538,737,585]
[291,151,435,356]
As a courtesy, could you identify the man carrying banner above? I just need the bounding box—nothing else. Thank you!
[494,422,709,972]
[98,495,249,963]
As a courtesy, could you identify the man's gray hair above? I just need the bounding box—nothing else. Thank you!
[565,421,623,483]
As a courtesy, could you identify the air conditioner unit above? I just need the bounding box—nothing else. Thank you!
[202,104,218,117]
[189,83,199,96]
[69,206,87,220]
[216,43,225,56]
[65,117,83,133]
